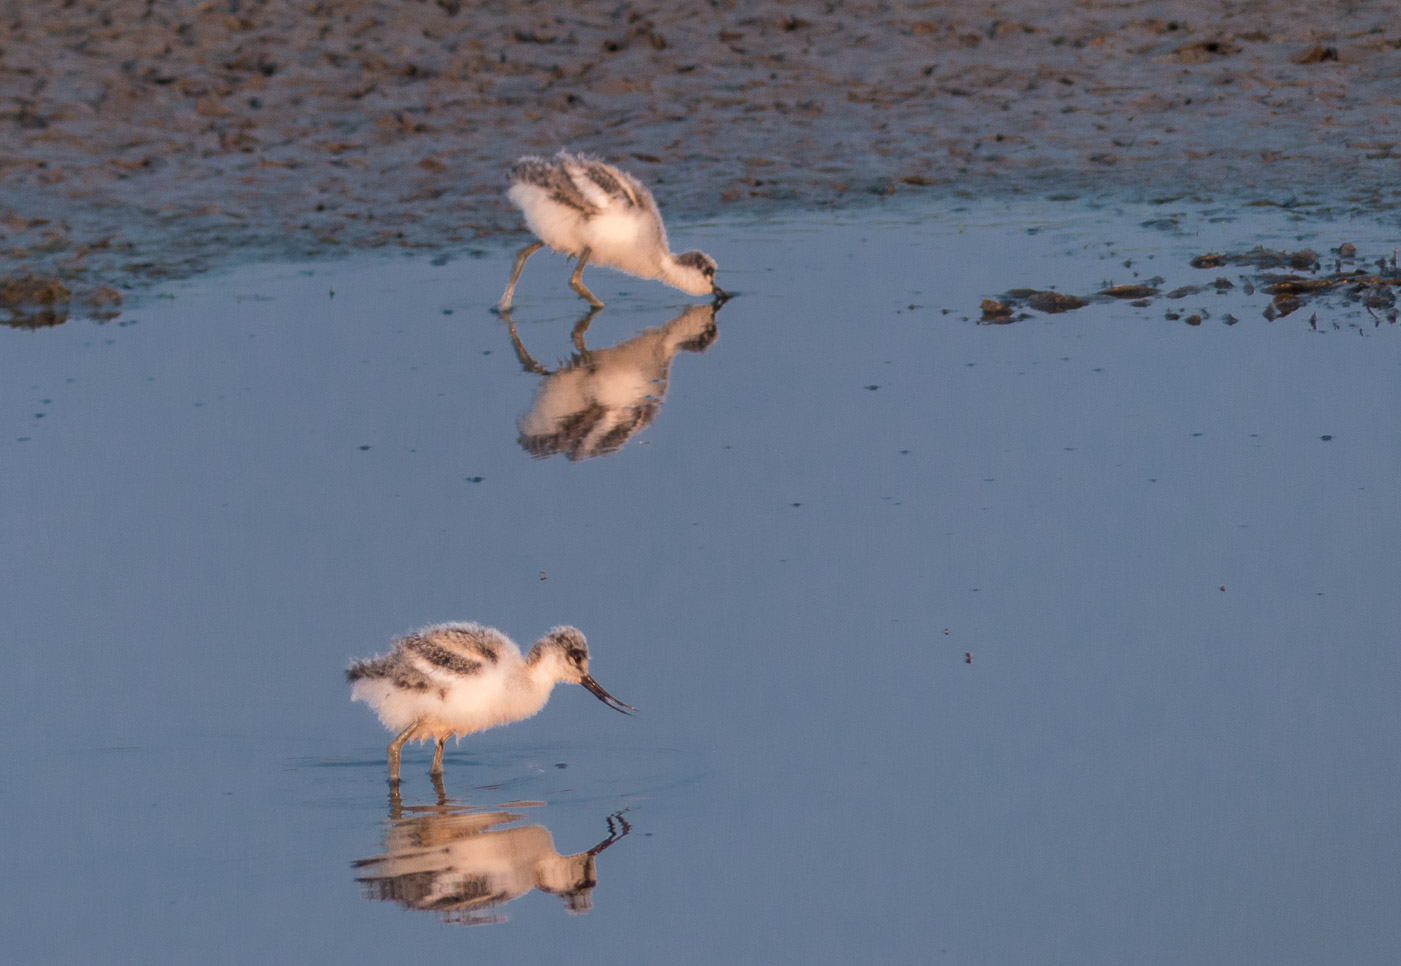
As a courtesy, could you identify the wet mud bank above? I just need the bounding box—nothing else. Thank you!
[4,0,1401,321]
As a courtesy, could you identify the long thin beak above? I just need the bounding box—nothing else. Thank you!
[712,284,731,304]
[580,674,637,715]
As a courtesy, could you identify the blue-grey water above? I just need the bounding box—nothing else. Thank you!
[3,198,1399,964]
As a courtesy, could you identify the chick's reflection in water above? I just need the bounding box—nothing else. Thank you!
[354,790,632,926]
[504,303,720,461]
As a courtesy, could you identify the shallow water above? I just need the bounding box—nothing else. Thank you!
[4,197,1400,964]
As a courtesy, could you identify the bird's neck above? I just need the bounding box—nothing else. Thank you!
[655,255,712,297]
[655,254,688,289]
[524,653,568,691]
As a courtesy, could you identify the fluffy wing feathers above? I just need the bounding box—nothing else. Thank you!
[509,152,649,218]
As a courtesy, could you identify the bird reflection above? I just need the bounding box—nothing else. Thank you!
[354,780,632,925]
[502,303,720,461]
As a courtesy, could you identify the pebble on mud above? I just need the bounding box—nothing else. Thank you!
[1026,291,1088,313]
[1292,44,1339,64]
[1170,39,1242,64]
[1,274,71,326]
[980,298,1013,320]
[1263,277,1335,295]
[0,274,68,306]
[82,285,123,307]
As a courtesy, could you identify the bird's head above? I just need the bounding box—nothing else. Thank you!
[531,627,636,714]
[671,250,728,300]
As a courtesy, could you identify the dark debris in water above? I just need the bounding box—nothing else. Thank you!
[2,268,126,327]
[982,243,1401,329]
[1101,283,1161,299]
[1,274,70,328]
[980,298,1016,323]
[1190,247,1320,271]
[1027,291,1088,313]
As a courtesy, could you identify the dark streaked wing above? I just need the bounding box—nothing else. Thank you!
[577,158,641,208]
[400,634,485,677]
[346,654,435,692]
[432,625,502,664]
[509,156,601,216]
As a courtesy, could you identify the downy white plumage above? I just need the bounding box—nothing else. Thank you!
[347,622,634,782]
[497,151,727,310]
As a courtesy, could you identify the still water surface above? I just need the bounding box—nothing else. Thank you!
[3,197,1399,964]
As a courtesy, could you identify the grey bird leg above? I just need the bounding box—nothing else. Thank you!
[429,736,446,777]
[430,771,447,805]
[387,721,418,784]
[497,240,543,312]
[569,247,604,307]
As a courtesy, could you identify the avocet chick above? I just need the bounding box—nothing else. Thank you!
[497,151,727,310]
[347,623,635,783]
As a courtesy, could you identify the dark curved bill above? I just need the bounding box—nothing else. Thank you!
[581,674,637,715]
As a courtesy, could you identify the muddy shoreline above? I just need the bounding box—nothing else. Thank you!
[4,1,1401,320]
